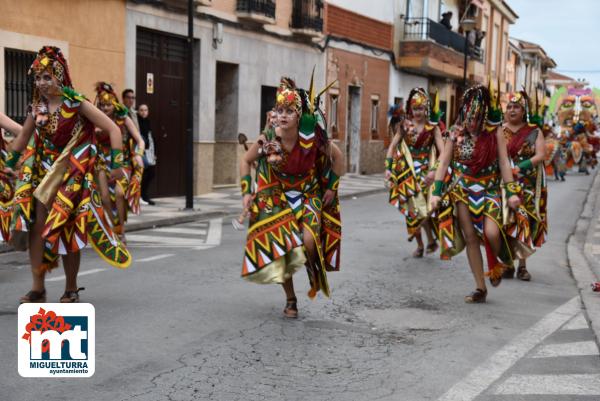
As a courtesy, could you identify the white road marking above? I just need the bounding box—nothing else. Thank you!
[562,312,590,330]
[436,297,580,401]
[46,268,107,282]
[205,218,223,245]
[152,227,207,235]
[126,235,201,246]
[136,254,175,263]
[531,341,599,358]
[493,374,600,395]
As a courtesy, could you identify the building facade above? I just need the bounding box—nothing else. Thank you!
[395,0,517,123]
[0,0,127,123]
[323,1,394,174]
[126,0,326,196]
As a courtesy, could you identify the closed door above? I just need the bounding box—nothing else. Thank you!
[136,28,189,197]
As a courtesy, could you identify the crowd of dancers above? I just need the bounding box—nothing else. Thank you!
[1,45,598,315]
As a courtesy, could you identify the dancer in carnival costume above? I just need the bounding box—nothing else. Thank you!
[239,76,343,318]
[4,46,131,303]
[501,91,547,281]
[0,113,22,243]
[430,85,522,303]
[386,88,444,257]
[94,82,145,239]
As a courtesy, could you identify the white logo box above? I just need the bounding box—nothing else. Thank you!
[18,303,95,378]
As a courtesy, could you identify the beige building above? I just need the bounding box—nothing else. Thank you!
[125,0,326,196]
[0,0,127,122]
[394,0,517,124]
[506,37,556,107]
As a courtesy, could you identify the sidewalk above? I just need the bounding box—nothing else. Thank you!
[0,174,387,252]
[127,173,386,231]
[567,167,600,346]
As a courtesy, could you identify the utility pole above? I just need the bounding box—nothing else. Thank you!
[185,0,194,209]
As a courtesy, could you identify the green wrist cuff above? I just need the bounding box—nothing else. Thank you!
[327,171,340,191]
[4,150,21,169]
[432,180,443,196]
[111,149,124,169]
[385,157,393,171]
[240,175,252,195]
[517,159,533,171]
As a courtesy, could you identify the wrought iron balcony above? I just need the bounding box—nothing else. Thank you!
[404,18,466,53]
[290,0,323,35]
[236,0,276,23]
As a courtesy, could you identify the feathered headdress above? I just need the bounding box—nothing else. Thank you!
[507,89,531,123]
[94,82,129,118]
[276,77,303,115]
[406,87,430,118]
[28,46,72,88]
[459,84,501,131]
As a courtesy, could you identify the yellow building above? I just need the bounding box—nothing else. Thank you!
[0,0,127,122]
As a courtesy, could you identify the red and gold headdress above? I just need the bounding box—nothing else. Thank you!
[406,87,430,117]
[94,82,128,117]
[275,77,302,115]
[28,46,72,88]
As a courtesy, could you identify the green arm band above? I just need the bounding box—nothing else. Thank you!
[240,174,252,195]
[385,157,393,171]
[111,148,124,169]
[327,170,340,191]
[432,180,443,197]
[517,158,533,171]
[504,181,522,198]
[4,150,21,169]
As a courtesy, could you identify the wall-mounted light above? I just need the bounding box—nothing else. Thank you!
[212,22,223,49]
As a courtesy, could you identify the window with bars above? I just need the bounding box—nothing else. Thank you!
[328,94,338,137]
[4,48,36,124]
[370,98,379,138]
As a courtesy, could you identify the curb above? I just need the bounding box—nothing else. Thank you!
[566,168,600,346]
[0,186,388,255]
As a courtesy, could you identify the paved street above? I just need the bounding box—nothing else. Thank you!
[1,171,599,400]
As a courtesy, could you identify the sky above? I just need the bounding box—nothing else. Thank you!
[508,0,600,88]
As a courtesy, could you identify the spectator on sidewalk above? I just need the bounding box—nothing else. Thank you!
[138,104,156,206]
[122,88,140,133]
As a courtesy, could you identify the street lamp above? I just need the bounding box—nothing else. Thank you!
[459,0,478,89]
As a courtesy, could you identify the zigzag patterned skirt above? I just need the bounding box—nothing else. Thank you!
[438,169,513,275]
[242,159,341,298]
[389,149,430,235]
[10,129,131,271]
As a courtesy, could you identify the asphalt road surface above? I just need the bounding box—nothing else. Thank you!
[0,171,599,401]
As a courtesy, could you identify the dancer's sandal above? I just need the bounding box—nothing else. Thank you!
[516,265,531,281]
[464,288,487,304]
[19,289,46,304]
[60,287,85,303]
[502,267,515,279]
[283,297,298,319]
[412,247,424,258]
[425,242,439,254]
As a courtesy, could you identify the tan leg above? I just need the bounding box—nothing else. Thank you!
[96,169,117,224]
[28,200,49,292]
[456,202,486,291]
[115,183,127,231]
[62,251,81,292]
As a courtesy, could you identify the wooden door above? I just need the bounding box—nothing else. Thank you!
[136,28,189,197]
